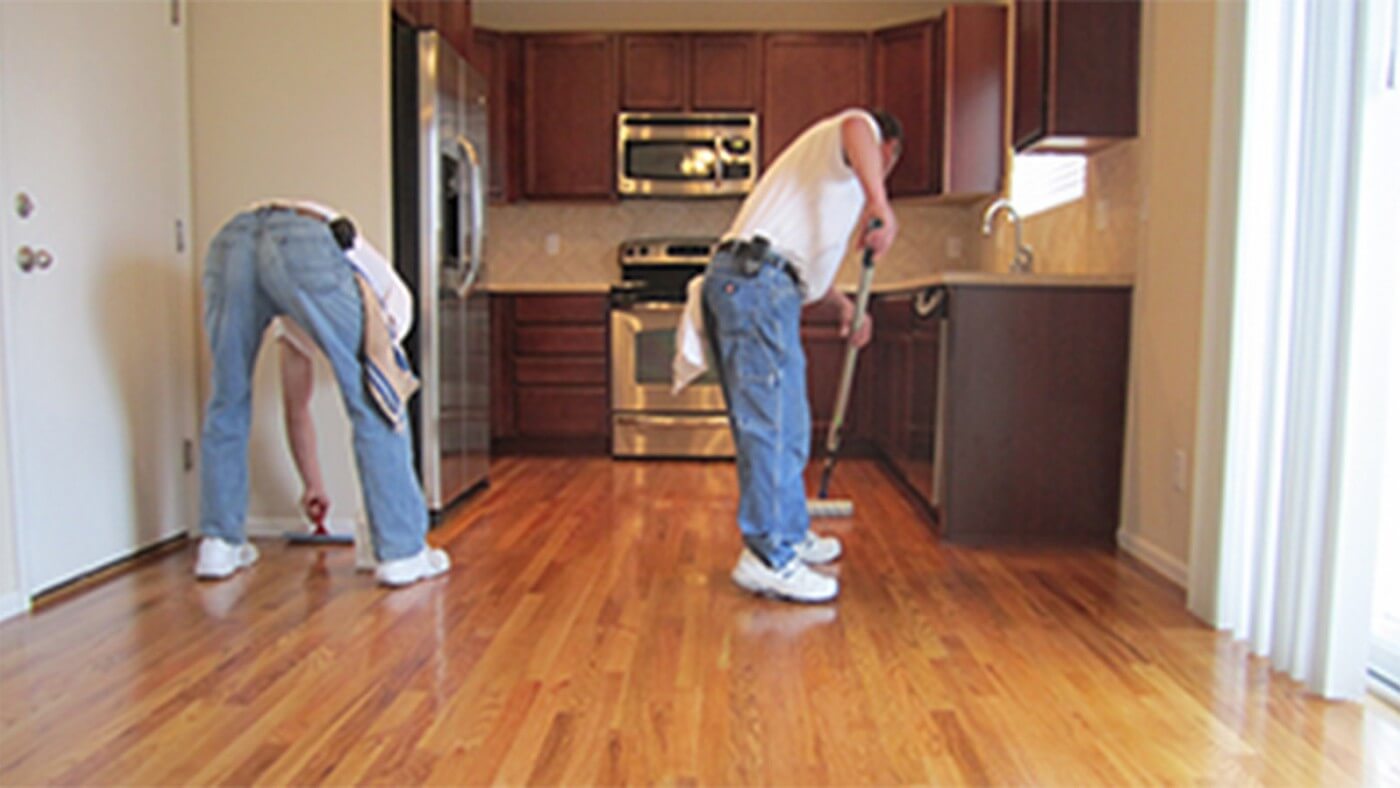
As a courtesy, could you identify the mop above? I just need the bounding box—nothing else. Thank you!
[283,499,352,545]
[807,230,879,519]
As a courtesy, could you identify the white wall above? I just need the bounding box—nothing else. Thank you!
[1116,0,1228,585]
[187,0,393,533]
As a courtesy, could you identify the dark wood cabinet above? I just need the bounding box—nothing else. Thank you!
[492,293,610,453]
[620,34,688,110]
[474,29,521,202]
[873,6,1006,199]
[801,300,876,456]
[868,294,940,511]
[690,34,762,111]
[939,285,1131,544]
[393,0,472,62]
[620,33,762,112]
[522,34,618,198]
[761,33,870,167]
[1013,0,1141,152]
[875,22,937,196]
[941,5,1007,195]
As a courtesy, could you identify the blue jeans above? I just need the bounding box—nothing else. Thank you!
[199,208,427,561]
[703,250,811,568]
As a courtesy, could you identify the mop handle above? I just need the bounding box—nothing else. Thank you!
[824,224,880,456]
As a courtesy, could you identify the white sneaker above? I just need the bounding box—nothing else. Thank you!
[731,549,838,603]
[194,537,259,580]
[794,531,842,564]
[375,547,451,587]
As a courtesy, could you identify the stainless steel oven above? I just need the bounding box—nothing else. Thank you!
[610,238,734,458]
[616,112,758,198]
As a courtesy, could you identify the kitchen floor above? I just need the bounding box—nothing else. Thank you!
[1,457,1397,785]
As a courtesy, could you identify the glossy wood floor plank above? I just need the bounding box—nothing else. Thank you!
[2,457,1398,785]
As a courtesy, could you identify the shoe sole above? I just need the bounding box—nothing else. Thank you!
[731,567,838,604]
[377,560,450,588]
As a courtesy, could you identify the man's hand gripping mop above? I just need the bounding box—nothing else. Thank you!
[807,224,879,519]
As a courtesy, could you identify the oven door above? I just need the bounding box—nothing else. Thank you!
[610,302,734,458]
[611,302,725,412]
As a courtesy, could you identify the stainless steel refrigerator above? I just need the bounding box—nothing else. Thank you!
[392,20,490,515]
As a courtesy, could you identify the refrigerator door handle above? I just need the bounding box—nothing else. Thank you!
[456,134,484,296]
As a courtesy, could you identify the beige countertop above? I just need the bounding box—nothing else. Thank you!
[484,272,1134,296]
[483,282,614,294]
[863,271,1136,294]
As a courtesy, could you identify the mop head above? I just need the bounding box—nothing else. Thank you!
[284,529,353,545]
[807,498,854,518]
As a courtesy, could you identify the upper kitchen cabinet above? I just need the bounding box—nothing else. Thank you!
[1013,0,1141,152]
[393,0,473,62]
[690,34,762,111]
[474,28,521,202]
[619,34,762,111]
[523,34,619,198]
[620,34,688,110]
[761,33,869,167]
[874,21,937,196]
[875,6,1006,199]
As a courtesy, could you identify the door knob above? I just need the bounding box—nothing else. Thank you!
[16,246,53,273]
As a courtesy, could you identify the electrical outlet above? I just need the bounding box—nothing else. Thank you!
[1173,449,1189,492]
[945,236,963,261]
[545,233,561,256]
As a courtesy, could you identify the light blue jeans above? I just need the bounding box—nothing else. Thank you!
[703,250,811,569]
[199,207,427,561]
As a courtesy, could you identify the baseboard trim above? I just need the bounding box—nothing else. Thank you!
[0,590,29,622]
[1117,529,1189,589]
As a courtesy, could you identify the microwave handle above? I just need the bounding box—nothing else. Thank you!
[456,134,485,296]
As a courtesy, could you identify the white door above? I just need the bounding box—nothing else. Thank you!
[0,1,195,593]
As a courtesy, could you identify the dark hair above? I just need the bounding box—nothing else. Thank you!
[871,110,904,144]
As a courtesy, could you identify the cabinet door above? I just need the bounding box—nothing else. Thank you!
[943,4,1007,195]
[761,34,869,167]
[1013,0,1048,149]
[690,34,761,111]
[621,34,686,110]
[475,29,520,201]
[523,34,618,198]
[874,21,935,196]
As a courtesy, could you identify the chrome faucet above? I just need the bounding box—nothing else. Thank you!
[980,198,1034,273]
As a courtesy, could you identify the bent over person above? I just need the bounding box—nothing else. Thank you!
[195,200,447,588]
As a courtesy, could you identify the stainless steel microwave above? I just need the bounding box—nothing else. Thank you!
[616,112,759,197]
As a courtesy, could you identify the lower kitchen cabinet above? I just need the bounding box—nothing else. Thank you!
[938,284,1132,545]
[870,293,941,510]
[801,300,876,456]
[491,293,611,454]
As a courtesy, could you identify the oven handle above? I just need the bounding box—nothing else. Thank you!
[615,414,730,428]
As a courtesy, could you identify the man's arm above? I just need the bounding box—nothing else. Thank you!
[840,115,898,258]
[278,338,329,522]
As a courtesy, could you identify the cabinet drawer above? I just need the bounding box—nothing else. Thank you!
[515,386,609,437]
[514,325,606,356]
[512,294,608,324]
[515,356,608,385]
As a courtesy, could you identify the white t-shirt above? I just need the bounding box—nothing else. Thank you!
[253,199,413,357]
[723,108,879,303]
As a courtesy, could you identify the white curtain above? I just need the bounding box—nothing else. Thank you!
[1194,0,1398,699]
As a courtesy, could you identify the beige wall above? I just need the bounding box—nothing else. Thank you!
[474,1,966,32]
[1115,0,1221,582]
[187,0,393,532]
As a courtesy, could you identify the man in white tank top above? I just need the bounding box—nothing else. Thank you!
[675,108,902,603]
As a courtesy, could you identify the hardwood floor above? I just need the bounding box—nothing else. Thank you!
[2,457,1397,785]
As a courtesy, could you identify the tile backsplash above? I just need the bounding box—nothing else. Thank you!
[483,198,980,290]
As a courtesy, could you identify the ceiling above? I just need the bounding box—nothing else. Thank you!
[472,1,997,32]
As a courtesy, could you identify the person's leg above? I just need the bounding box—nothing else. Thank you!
[199,212,274,546]
[772,279,812,553]
[254,213,429,563]
[703,263,805,568]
